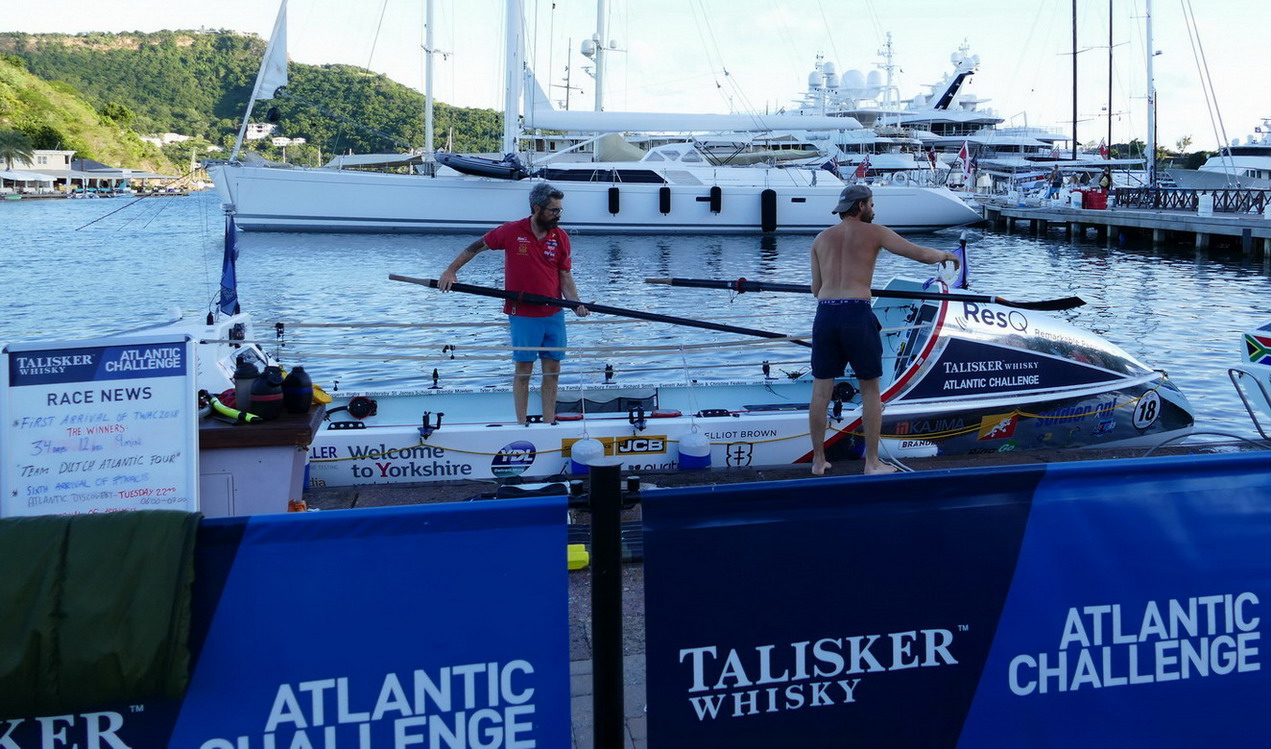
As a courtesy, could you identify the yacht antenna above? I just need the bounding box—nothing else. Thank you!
[878,33,897,111]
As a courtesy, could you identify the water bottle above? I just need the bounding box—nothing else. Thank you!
[233,356,260,410]
[250,365,285,420]
[282,366,313,414]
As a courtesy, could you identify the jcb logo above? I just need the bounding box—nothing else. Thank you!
[562,435,668,457]
[615,437,666,455]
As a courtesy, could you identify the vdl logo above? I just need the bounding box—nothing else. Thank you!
[491,440,537,477]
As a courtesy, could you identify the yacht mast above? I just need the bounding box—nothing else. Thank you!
[1071,0,1078,160]
[1145,0,1157,185]
[1107,0,1113,157]
[594,0,608,111]
[424,0,435,156]
[503,0,524,154]
[878,33,898,127]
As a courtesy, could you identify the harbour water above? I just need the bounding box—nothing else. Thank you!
[3,191,1268,439]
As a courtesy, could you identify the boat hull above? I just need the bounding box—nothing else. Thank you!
[210,164,983,234]
[304,375,1193,487]
[1165,168,1271,190]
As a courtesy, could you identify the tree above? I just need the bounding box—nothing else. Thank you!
[99,101,136,126]
[1175,135,1193,154]
[0,130,35,169]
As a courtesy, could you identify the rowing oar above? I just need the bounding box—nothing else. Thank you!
[644,277,1086,311]
[389,274,812,347]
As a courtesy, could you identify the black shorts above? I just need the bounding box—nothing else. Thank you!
[811,299,882,380]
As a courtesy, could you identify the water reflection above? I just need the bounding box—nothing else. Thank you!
[3,193,1269,435]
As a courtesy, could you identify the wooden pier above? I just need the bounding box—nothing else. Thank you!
[980,188,1271,257]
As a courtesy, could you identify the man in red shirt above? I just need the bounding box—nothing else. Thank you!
[439,183,588,424]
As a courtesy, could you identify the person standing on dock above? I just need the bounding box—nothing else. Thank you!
[1045,167,1063,199]
[438,182,589,424]
[809,185,959,476]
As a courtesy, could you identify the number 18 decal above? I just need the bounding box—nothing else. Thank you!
[1132,390,1161,429]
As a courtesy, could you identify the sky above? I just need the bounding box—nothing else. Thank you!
[5,0,1265,151]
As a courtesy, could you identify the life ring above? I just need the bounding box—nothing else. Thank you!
[891,172,909,186]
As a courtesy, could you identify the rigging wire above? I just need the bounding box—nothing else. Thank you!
[814,0,847,73]
[364,0,392,74]
[1179,0,1232,168]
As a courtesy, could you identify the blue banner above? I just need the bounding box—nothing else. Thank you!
[643,453,1271,747]
[7,342,187,387]
[3,499,572,747]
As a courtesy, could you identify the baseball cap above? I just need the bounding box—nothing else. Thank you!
[832,184,872,214]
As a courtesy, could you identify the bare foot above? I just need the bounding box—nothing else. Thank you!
[811,459,832,476]
[864,462,901,475]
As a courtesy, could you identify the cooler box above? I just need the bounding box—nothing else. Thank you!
[1083,190,1107,210]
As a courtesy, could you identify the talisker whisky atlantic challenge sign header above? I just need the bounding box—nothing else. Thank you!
[1,336,199,517]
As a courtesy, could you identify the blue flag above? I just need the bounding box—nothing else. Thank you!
[219,215,240,316]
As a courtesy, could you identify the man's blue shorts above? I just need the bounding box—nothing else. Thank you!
[811,299,883,380]
[508,312,567,362]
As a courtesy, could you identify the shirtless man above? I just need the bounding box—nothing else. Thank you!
[809,184,959,475]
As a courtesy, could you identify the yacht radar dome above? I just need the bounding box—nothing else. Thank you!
[842,69,867,92]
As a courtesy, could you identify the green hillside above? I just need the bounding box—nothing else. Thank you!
[0,30,502,164]
[0,54,174,172]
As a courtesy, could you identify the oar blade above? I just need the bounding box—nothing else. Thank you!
[997,296,1086,311]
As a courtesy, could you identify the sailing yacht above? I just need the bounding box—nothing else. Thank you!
[210,1,982,235]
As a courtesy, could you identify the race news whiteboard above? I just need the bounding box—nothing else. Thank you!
[1,335,199,517]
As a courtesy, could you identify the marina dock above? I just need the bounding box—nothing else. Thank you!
[981,187,1271,257]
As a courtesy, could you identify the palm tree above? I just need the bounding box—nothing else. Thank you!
[0,130,35,170]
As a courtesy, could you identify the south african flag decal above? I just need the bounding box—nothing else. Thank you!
[1246,333,1271,365]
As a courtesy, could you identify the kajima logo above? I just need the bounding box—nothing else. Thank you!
[492,441,537,477]
[677,628,959,721]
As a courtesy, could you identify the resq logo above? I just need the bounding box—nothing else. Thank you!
[491,441,536,477]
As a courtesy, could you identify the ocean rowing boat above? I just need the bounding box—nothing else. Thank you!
[161,272,1194,487]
